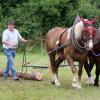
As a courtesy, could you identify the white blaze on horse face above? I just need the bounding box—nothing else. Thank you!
[88,39,93,49]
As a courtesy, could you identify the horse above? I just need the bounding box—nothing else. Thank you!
[84,28,100,87]
[45,16,97,89]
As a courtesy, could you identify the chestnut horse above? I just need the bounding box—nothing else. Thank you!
[45,16,97,89]
[84,28,100,86]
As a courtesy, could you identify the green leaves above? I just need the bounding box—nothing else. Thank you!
[0,0,100,41]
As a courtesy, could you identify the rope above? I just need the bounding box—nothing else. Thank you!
[48,42,71,55]
[91,50,100,56]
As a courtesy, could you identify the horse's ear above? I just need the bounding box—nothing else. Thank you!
[73,14,81,25]
[81,17,97,25]
[91,17,97,24]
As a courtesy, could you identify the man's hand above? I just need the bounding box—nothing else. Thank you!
[23,39,29,44]
[20,37,29,44]
[98,16,100,19]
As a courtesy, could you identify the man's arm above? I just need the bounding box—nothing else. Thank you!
[20,37,28,43]
[18,31,28,43]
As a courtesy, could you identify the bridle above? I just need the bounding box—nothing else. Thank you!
[82,25,96,41]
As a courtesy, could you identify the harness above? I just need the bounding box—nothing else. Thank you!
[48,24,91,55]
[48,29,71,54]
[48,17,100,57]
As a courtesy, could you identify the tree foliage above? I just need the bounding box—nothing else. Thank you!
[0,0,100,44]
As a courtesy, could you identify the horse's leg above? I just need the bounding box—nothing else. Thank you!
[54,56,63,85]
[84,60,94,85]
[49,53,63,86]
[94,63,100,87]
[89,62,94,72]
[66,55,79,88]
[84,60,91,77]
[77,62,84,88]
[49,53,57,85]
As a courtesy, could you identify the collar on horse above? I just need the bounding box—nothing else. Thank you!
[70,26,89,53]
[48,25,89,55]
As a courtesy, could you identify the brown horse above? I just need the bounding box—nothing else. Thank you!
[45,16,97,89]
[84,28,100,86]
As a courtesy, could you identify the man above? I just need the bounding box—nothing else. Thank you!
[2,20,28,80]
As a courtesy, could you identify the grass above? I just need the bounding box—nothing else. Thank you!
[0,50,100,100]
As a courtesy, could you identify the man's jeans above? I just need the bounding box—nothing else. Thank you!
[3,48,17,78]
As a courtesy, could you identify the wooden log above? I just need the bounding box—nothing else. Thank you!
[17,72,43,81]
[0,69,43,81]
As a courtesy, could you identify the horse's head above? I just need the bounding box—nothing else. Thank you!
[80,17,97,50]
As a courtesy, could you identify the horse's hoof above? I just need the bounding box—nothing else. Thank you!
[72,83,78,88]
[94,83,99,87]
[94,79,99,87]
[77,84,82,89]
[72,82,81,89]
[55,82,61,86]
[51,78,55,84]
[86,77,94,85]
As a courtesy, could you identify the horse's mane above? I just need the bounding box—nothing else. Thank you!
[74,21,84,39]
[74,19,89,39]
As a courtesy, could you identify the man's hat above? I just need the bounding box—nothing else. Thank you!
[8,20,15,25]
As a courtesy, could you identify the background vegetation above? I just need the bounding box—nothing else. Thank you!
[0,0,100,51]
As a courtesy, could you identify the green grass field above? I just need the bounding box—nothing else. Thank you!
[0,51,100,100]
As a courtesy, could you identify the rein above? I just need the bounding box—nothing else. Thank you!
[91,49,100,56]
[48,41,71,54]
